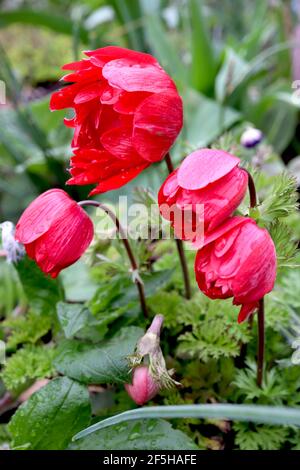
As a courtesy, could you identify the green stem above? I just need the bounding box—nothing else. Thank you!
[257,298,265,387]
[78,200,148,318]
[165,153,192,300]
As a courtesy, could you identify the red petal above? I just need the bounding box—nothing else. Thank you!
[74,82,104,104]
[33,205,93,277]
[114,91,150,114]
[177,149,241,190]
[101,126,139,160]
[49,85,79,110]
[237,302,259,323]
[102,58,176,93]
[15,189,74,244]
[62,59,91,71]
[86,46,158,67]
[89,163,149,195]
[133,91,183,162]
[193,216,253,249]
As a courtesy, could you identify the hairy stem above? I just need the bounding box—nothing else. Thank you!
[78,200,148,318]
[165,153,192,300]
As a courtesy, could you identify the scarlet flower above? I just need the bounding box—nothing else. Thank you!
[15,189,94,278]
[50,46,183,195]
[125,365,160,406]
[194,217,277,323]
[158,149,248,242]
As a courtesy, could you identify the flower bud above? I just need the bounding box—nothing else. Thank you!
[240,128,263,148]
[125,365,160,406]
[15,189,94,278]
[194,216,277,323]
[158,149,248,243]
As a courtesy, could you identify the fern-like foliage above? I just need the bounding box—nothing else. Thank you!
[3,312,52,349]
[260,172,298,222]
[233,361,289,404]
[234,422,289,450]
[1,345,56,395]
[269,220,299,269]
[176,297,250,362]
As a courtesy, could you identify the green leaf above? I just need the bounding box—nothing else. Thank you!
[4,312,52,349]
[15,257,63,316]
[57,302,108,342]
[234,422,289,451]
[215,48,250,103]
[70,419,197,450]
[143,15,187,85]
[188,0,216,93]
[0,9,89,43]
[54,327,143,385]
[9,377,91,450]
[183,89,241,151]
[1,345,56,395]
[74,404,300,440]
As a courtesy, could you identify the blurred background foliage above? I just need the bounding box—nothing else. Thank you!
[1,0,300,221]
[1,0,300,450]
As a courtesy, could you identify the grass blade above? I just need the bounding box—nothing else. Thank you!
[73,403,300,440]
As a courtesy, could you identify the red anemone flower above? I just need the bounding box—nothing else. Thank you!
[50,46,183,195]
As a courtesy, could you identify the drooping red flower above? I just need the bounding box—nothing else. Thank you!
[15,189,94,278]
[125,365,160,406]
[194,217,277,323]
[50,46,183,195]
[158,149,248,243]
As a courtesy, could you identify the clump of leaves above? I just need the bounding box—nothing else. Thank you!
[176,297,251,362]
[1,345,56,395]
[233,422,290,450]
[3,312,52,349]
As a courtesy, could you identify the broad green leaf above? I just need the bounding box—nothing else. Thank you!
[183,89,241,150]
[110,0,146,51]
[143,14,187,85]
[74,404,300,440]
[57,302,111,342]
[60,261,98,302]
[215,48,251,103]
[0,9,89,43]
[9,377,91,450]
[54,326,143,385]
[188,0,216,93]
[70,419,197,450]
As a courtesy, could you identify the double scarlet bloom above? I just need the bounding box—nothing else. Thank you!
[50,46,183,195]
[15,189,93,278]
[158,148,277,322]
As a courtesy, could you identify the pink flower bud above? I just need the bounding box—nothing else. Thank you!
[125,366,160,406]
[194,216,277,323]
[15,189,94,278]
[158,149,248,243]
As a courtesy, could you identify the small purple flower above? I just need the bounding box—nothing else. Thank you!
[240,128,263,148]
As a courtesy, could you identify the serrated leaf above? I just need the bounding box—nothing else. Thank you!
[15,257,63,316]
[9,377,91,450]
[54,327,143,385]
[70,419,197,450]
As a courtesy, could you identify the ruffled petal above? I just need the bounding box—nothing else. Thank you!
[102,58,176,93]
[133,91,183,162]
